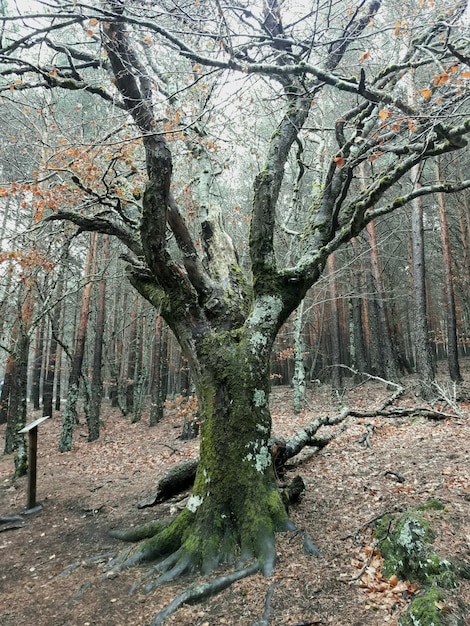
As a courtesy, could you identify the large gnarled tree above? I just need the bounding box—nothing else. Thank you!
[2,0,470,588]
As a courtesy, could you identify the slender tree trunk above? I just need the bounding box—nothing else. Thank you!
[366,220,401,382]
[55,341,62,411]
[131,306,145,423]
[43,245,68,418]
[59,233,97,452]
[149,314,168,426]
[30,315,46,410]
[88,235,109,441]
[4,291,33,477]
[125,294,139,416]
[0,354,13,425]
[108,273,125,408]
[326,254,343,390]
[410,167,435,397]
[436,158,462,382]
[292,299,306,413]
[349,239,368,376]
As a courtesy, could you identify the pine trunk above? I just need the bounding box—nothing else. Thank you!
[327,254,343,390]
[410,167,435,397]
[436,159,462,382]
[366,221,401,382]
[43,243,68,418]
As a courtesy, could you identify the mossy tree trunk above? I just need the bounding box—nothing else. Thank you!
[180,330,291,573]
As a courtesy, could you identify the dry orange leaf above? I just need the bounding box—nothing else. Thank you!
[379,109,389,120]
[433,73,449,87]
[419,88,432,99]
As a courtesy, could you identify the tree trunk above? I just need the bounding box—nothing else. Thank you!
[115,326,291,576]
[292,300,306,413]
[410,167,435,397]
[4,292,33,477]
[349,238,368,376]
[131,306,145,423]
[149,314,168,426]
[43,242,69,418]
[366,220,401,382]
[326,253,343,390]
[88,235,109,442]
[124,294,139,416]
[436,158,462,382]
[30,315,45,410]
[59,233,96,452]
[0,354,13,425]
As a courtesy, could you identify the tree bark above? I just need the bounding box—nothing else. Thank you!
[59,233,97,452]
[326,253,343,390]
[149,315,168,426]
[436,158,462,382]
[292,300,306,413]
[43,255,67,418]
[366,220,401,382]
[30,315,45,410]
[410,167,435,397]
[88,234,109,442]
[4,290,33,477]
[115,324,292,575]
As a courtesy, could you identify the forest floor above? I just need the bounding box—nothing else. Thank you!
[1,370,470,626]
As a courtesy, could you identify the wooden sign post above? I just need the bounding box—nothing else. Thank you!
[19,416,50,511]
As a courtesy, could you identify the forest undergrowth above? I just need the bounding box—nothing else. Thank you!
[1,372,470,626]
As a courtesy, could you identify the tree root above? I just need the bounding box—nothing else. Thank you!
[252,579,282,626]
[109,517,172,542]
[149,561,260,626]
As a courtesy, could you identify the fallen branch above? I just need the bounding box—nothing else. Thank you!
[349,406,458,420]
[138,459,198,508]
[275,407,351,468]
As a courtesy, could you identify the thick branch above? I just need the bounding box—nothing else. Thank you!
[45,210,142,257]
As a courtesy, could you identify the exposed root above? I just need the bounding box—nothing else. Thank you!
[253,579,282,626]
[142,551,192,593]
[58,552,116,578]
[109,518,172,542]
[149,561,260,626]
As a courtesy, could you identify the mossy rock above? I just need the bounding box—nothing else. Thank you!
[376,509,466,626]
[399,587,445,626]
[399,587,467,626]
[417,498,446,512]
[376,511,455,589]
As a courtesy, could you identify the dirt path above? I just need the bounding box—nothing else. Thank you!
[1,382,470,625]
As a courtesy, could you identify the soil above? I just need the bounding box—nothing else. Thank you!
[1,375,470,626]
